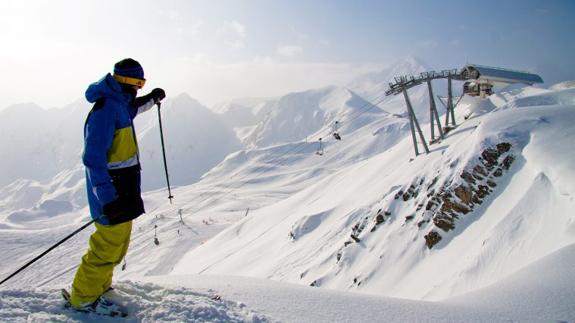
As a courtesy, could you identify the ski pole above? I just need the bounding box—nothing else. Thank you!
[0,215,102,287]
[157,102,174,204]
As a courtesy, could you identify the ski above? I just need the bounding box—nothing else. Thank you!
[61,288,128,318]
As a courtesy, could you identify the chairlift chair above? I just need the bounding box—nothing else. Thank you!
[316,138,324,156]
[333,121,342,140]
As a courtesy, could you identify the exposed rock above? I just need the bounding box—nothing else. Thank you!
[377,143,514,250]
[475,185,490,199]
[402,184,420,201]
[461,171,476,184]
[426,200,437,211]
[493,168,503,177]
[481,148,500,167]
[496,142,511,153]
[433,214,455,232]
[454,185,473,205]
[402,192,411,201]
[473,165,488,177]
[425,231,442,249]
[502,155,515,170]
[473,173,484,181]
[428,176,439,189]
[441,195,470,214]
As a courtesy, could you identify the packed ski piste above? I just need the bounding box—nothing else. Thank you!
[0,56,574,322]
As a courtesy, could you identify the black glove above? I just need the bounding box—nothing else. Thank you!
[150,88,166,104]
[102,198,125,221]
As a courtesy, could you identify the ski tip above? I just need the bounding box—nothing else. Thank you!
[61,289,71,300]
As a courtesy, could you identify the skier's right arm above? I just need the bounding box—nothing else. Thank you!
[82,105,118,206]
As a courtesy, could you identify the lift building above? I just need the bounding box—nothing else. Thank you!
[461,64,544,97]
[385,63,544,157]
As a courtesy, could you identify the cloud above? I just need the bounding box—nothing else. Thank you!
[218,20,247,49]
[277,45,304,57]
[289,26,309,41]
[155,56,382,106]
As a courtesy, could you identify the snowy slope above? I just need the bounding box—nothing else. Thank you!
[136,93,242,191]
[211,97,278,147]
[1,242,573,322]
[170,90,412,221]
[244,57,433,149]
[1,55,574,321]
[210,97,272,128]
[172,85,575,302]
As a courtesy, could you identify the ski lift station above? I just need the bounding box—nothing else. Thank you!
[461,64,544,97]
[385,64,543,157]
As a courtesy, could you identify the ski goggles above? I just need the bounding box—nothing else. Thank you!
[113,74,146,89]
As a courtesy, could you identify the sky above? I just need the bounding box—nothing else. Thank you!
[0,0,573,109]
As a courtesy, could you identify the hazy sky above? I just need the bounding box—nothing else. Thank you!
[1,0,573,109]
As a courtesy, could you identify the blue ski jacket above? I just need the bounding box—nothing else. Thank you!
[83,74,155,225]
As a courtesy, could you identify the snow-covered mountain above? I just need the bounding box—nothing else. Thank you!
[0,101,85,187]
[348,56,430,101]
[0,56,574,321]
[172,84,575,302]
[0,93,243,222]
[249,86,380,148]
[136,93,242,191]
[347,55,441,120]
[210,97,277,147]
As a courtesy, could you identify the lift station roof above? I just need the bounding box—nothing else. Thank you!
[460,64,543,85]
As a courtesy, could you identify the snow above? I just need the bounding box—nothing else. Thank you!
[0,281,271,322]
[136,93,242,191]
[446,243,575,322]
[1,56,574,321]
[171,82,575,302]
[2,242,574,322]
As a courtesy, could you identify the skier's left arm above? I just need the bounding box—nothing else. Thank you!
[132,88,166,117]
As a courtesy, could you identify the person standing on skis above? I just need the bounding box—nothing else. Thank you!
[68,58,165,314]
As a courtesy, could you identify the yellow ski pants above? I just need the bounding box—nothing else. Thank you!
[70,221,132,307]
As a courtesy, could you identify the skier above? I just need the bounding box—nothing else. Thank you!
[66,58,165,316]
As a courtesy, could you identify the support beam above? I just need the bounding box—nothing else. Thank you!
[446,75,456,126]
[402,88,429,156]
[404,89,418,156]
[426,80,444,140]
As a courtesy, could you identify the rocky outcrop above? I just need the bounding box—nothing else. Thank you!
[424,231,442,249]
[423,142,515,248]
[334,142,515,269]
